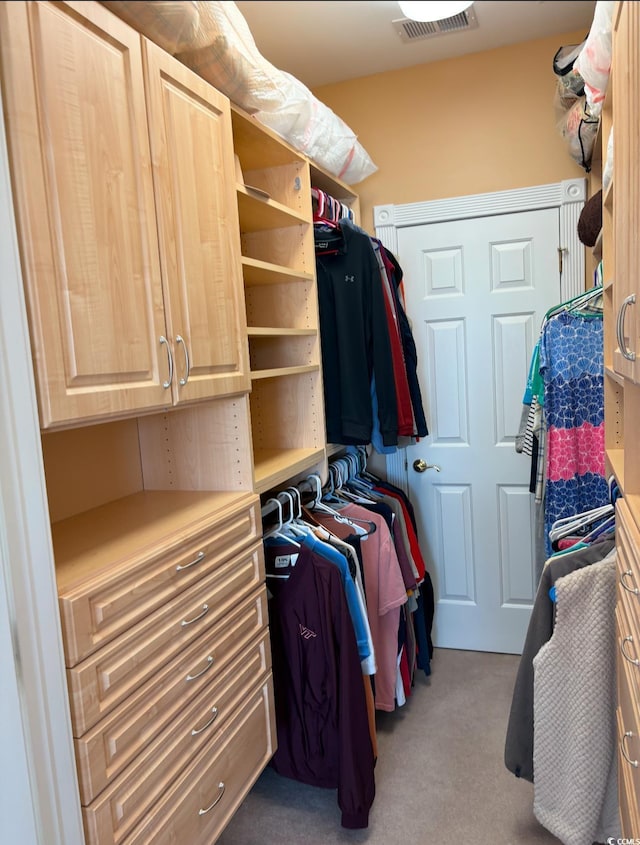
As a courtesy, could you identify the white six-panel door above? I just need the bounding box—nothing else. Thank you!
[398,208,561,653]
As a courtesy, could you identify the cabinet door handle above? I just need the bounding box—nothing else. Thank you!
[181,603,209,627]
[176,334,190,386]
[620,569,639,595]
[185,654,214,682]
[159,335,174,389]
[620,731,639,768]
[620,635,640,667]
[191,706,219,736]
[176,551,205,572]
[617,294,636,361]
[198,782,225,815]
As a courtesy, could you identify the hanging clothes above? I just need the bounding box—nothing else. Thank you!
[504,536,616,782]
[315,220,399,448]
[532,550,620,845]
[263,536,375,830]
[539,309,608,557]
[314,211,428,451]
[311,502,407,712]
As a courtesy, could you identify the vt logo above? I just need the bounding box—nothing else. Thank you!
[299,624,317,640]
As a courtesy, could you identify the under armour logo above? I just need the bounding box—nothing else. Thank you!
[345,275,355,283]
[299,624,317,640]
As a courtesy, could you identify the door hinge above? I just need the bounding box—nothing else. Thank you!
[557,247,567,276]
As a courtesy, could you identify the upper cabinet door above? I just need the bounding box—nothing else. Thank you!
[142,38,250,404]
[612,1,640,381]
[0,1,170,428]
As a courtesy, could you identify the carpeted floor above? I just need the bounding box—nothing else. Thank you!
[217,648,563,845]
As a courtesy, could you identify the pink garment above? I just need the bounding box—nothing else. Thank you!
[313,504,407,710]
[546,421,605,482]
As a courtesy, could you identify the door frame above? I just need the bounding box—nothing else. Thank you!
[0,91,85,843]
[373,178,587,491]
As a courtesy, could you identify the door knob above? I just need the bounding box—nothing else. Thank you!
[413,459,441,473]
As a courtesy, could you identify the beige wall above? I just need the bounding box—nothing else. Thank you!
[314,28,587,232]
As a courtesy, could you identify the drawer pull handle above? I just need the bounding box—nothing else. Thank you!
[176,551,205,572]
[621,635,640,667]
[620,570,639,595]
[198,782,225,815]
[185,655,214,682]
[159,335,174,389]
[181,604,209,627]
[176,334,190,386]
[191,706,219,736]
[617,294,637,361]
[620,731,639,768]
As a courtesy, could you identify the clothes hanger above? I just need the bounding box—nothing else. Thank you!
[306,472,376,536]
[281,487,309,538]
[263,497,301,548]
[549,503,614,542]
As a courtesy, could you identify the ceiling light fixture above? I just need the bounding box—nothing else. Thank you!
[397,1,474,22]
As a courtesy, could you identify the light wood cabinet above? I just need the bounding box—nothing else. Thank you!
[0,1,248,429]
[231,106,325,492]
[231,106,361,490]
[74,592,269,805]
[142,38,249,405]
[603,2,640,834]
[123,678,276,845]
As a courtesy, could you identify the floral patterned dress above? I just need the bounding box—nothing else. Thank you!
[539,310,607,557]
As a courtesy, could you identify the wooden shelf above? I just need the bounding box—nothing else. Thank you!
[607,448,625,489]
[231,105,304,170]
[52,490,254,592]
[250,364,318,381]
[604,178,614,210]
[237,185,308,231]
[241,256,313,287]
[605,365,626,387]
[253,447,326,494]
[309,162,359,204]
[247,327,316,337]
[326,443,348,458]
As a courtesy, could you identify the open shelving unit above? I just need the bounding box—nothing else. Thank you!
[231,106,326,493]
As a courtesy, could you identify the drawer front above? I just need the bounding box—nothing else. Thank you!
[617,594,640,705]
[82,631,272,844]
[123,676,276,845]
[75,588,269,804]
[67,541,265,735]
[617,707,640,838]
[616,626,640,806]
[616,498,640,616]
[60,497,260,667]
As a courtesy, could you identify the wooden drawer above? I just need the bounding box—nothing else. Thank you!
[67,540,264,735]
[82,631,272,844]
[616,498,640,617]
[122,675,276,845]
[616,628,640,810]
[617,707,640,838]
[59,496,260,667]
[617,596,640,705]
[75,587,269,804]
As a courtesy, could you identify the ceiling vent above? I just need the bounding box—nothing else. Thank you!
[392,6,478,43]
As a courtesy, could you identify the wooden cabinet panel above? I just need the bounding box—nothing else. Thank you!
[74,589,268,804]
[82,633,271,843]
[615,496,640,834]
[67,541,265,735]
[58,495,260,667]
[612,2,640,378]
[0,1,169,427]
[122,676,276,845]
[142,38,250,404]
